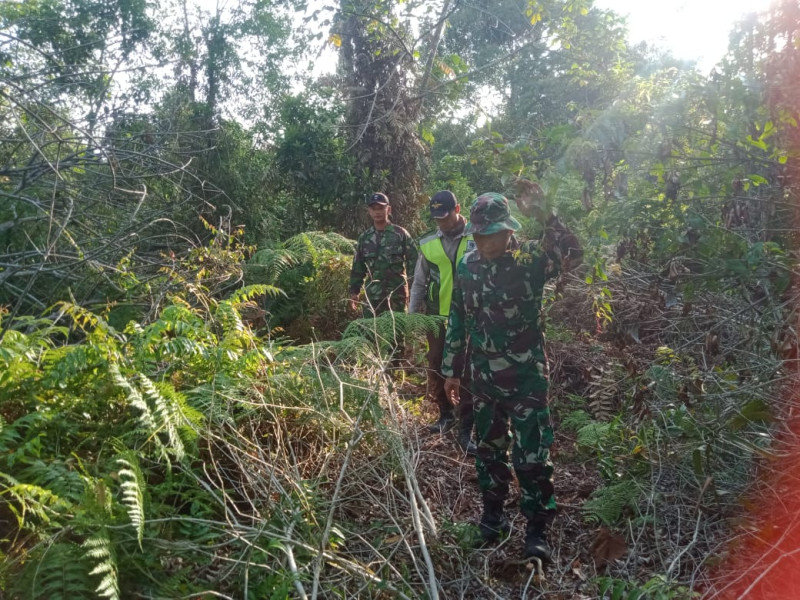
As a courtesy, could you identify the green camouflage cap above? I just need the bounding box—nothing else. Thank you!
[465,193,521,235]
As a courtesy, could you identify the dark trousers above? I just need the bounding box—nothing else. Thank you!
[426,321,473,421]
[473,390,556,526]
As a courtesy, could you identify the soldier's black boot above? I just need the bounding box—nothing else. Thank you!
[456,411,477,456]
[427,399,455,434]
[524,520,552,564]
[479,498,510,544]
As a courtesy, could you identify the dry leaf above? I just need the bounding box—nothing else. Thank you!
[591,527,627,568]
[383,534,402,544]
[571,558,587,581]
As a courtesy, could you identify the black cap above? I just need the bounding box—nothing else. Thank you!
[429,190,457,219]
[367,192,389,206]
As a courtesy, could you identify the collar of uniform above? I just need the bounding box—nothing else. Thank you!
[369,223,394,234]
[435,215,466,240]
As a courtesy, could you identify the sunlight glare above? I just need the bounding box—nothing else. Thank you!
[594,0,776,72]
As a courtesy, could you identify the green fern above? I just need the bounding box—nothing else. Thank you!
[84,529,120,600]
[248,247,298,283]
[561,409,593,433]
[342,312,443,352]
[283,230,355,260]
[577,421,613,449]
[13,542,94,600]
[110,364,189,461]
[248,231,355,284]
[0,472,71,527]
[137,374,187,461]
[582,480,640,526]
[17,460,86,504]
[109,364,162,450]
[228,283,285,304]
[115,453,146,548]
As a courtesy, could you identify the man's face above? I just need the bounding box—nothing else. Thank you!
[473,229,513,260]
[368,203,390,225]
[433,205,461,233]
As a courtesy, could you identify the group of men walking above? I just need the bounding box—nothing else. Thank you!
[347,186,582,564]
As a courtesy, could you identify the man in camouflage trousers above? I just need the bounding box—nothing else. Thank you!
[442,187,582,563]
[349,192,417,317]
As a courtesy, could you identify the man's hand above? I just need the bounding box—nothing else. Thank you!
[349,293,360,312]
[444,377,461,406]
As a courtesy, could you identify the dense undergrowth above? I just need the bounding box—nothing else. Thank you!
[0,252,445,598]
[1,226,796,599]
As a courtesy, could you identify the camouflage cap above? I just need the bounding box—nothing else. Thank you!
[465,193,521,235]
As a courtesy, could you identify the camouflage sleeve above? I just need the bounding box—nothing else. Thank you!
[348,234,367,295]
[441,265,467,378]
[542,216,583,280]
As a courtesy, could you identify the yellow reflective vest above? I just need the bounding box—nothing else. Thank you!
[419,232,473,317]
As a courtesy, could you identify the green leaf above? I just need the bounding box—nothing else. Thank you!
[746,135,767,151]
[728,399,773,431]
[692,447,704,477]
[725,259,748,277]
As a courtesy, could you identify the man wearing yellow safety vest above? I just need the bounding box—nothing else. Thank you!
[409,191,477,455]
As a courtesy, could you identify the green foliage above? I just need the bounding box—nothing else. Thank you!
[596,575,698,600]
[582,480,640,526]
[84,530,120,600]
[561,409,592,432]
[440,520,484,550]
[248,231,357,341]
[342,312,443,357]
[1,0,797,595]
[11,543,95,600]
[115,453,146,548]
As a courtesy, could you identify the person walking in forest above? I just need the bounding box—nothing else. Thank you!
[349,192,417,317]
[409,191,477,455]
[441,184,582,564]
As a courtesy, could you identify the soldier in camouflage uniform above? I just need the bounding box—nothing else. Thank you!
[349,192,417,317]
[441,189,582,563]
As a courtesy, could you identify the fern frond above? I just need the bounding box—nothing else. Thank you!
[17,460,86,504]
[576,421,612,449]
[284,231,355,257]
[83,530,120,600]
[109,364,161,445]
[56,302,117,338]
[248,248,298,284]
[13,542,94,600]
[137,374,186,461]
[0,472,70,527]
[582,480,641,526]
[228,283,285,304]
[249,232,355,285]
[115,453,146,548]
[152,380,204,440]
[342,312,443,353]
[215,301,246,338]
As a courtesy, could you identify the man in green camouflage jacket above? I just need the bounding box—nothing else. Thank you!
[349,193,417,317]
[441,187,582,564]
